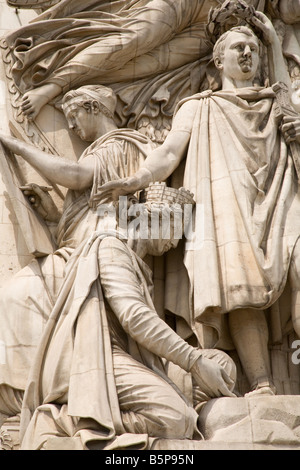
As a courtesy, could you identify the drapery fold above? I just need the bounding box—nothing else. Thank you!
[167,87,300,348]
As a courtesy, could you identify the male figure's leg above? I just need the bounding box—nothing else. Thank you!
[228,308,275,394]
[113,346,199,440]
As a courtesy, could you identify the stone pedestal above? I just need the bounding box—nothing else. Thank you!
[2,396,300,450]
[153,395,300,450]
[197,396,300,447]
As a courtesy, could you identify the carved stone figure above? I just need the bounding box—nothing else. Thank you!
[17,184,236,450]
[2,1,299,107]
[98,11,300,396]
[0,84,155,427]
[4,0,220,122]
[2,0,300,162]
[4,0,300,145]
[2,0,300,451]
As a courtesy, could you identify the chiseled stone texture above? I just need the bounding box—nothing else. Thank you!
[151,396,300,450]
[0,3,37,286]
[4,396,300,450]
[197,396,300,448]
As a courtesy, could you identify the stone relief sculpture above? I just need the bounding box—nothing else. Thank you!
[0,83,155,427]
[6,0,60,9]
[18,184,236,450]
[98,10,300,397]
[1,0,300,451]
[3,0,300,149]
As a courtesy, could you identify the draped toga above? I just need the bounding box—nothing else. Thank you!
[0,128,154,392]
[4,0,218,94]
[167,86,300,349]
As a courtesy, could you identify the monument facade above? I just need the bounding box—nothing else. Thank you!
[1,0,300,451]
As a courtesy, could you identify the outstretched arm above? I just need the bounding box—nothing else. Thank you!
[92,130,189,202]
[94,100,197,203]
[0,132,94,191]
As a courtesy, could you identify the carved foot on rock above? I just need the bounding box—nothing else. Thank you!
[244,386,276,397]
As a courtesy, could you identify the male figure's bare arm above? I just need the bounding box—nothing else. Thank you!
[95,99,198,201]
[251,11,292,92]
[143,100,198,182]
[0,132,94,190]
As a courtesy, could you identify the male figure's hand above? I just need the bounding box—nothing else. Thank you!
[190,354,236,399]
[250,10,279,46]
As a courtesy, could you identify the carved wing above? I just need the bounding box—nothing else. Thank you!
[0,142,56,257]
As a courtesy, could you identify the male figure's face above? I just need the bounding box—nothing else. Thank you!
[145,215,180,256]
[218,31,260,83]
[146,236,179,256]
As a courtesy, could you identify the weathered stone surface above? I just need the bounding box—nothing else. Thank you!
[1,0,300,451]
[198,396,300,446]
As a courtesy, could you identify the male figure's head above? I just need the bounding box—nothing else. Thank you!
[62,85,118,142]
[124,183,195,258]
[213,26,260,89]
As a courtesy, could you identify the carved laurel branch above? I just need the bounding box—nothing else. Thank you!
[206,0,261,45]
[6,0,60,9]
[0,38,59,155]
[0,429,13,451]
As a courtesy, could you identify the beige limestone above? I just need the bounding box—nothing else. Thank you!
[0,3,37,285]
[1,0,300,451]
[97,7,300,396]
[198,395,300,446]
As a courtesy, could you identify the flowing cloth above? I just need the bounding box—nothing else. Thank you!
[168,87,300,349]
[4,0,218,94]
[56,128,155,248]
[3,0,222,133]
[8,0,300,135]
[4,0,300,99]
[20,232,145,449]
[0,128,153,392]
[19,231,199,450]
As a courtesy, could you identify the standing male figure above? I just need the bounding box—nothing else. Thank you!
[98,11,300,395]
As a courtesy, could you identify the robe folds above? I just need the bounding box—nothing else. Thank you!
[173,86,300,348]
[4,0,300,102]
[1,128,200,449]
[7,0,300,134]
[4,0,218,94]
[0,128,153,392]
[19,231,199,450]
[3,0,222,133]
